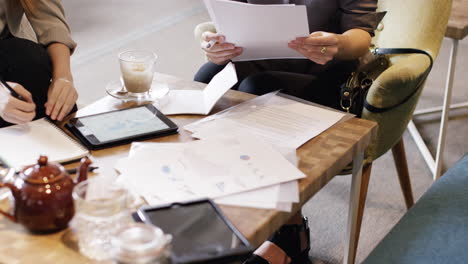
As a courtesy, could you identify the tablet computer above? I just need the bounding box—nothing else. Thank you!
[66,104,178,150]
[137,199,253,264]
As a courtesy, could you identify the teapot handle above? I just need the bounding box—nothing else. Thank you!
[0,183,16,222]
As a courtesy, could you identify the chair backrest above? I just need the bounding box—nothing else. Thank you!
[373,0,452,59]
[362,0,452,162]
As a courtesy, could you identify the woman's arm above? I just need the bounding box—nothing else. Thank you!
[23,0,78,121]
[23,0,77,52]
[288,29,371,65]
[45,43,78,121]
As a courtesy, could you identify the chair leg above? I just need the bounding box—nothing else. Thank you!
[351,163,372,264]
[391,138,415,209]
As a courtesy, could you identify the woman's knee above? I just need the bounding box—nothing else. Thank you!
[238,72,281,95]
[1,38,51,75]
[194,62,226,84]
[0,38,52,96]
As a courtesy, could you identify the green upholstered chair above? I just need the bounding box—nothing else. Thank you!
[362,154,468,264]
[194,0,452,262]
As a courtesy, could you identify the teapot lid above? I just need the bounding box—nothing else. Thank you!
[20,156,65,184]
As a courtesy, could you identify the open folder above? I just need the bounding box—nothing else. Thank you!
[204,0,310,61]
[158,62,237,115]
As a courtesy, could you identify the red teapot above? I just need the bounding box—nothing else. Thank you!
[0,155,92,233]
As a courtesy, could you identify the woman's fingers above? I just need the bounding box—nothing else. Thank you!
[9,82,34,103]
[202,42,236,53]
[288,31,340,65]
[46,78,78,120]
[297,31,339,46]
[206,47,243,65]
[7,107,36,124]
[11,97,36,113]
[57,91,78,121]
[201,31,242,64]
[202,31,225,43]
[289,44,332,65]
[1,97,36,124]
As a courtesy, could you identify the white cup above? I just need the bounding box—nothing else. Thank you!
[119,50,157,95]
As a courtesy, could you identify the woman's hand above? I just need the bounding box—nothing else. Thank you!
[45,78,78,121]
[288,31,340,65]
[201,32,243,65]
[0,82,36,124]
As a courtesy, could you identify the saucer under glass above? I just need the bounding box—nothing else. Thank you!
[106,80,169,102]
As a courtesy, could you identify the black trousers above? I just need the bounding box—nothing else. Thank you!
[194,60,357,110]
[0,36,53,128]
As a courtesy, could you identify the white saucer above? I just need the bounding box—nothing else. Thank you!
[106,80,169,102]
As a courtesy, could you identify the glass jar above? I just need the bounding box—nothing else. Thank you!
[112,223,173,264]
[72,179,130,261]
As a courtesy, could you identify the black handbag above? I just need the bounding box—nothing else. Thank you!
[340,48,434,117]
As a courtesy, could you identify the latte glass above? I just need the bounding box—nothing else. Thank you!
[119,50,157,96]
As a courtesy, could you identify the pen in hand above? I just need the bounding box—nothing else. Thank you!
[203,39,217,49]
[0,77,24,101]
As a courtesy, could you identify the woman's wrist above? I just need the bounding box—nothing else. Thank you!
[51,70,74,84]
[51,77,73,83]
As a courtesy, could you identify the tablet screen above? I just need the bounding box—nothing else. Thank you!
[78,106,169,143]
[143,202,248,259]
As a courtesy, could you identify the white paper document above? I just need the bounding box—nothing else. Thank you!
[115,136,305,208]
[215,180,298,212]
[185,92,346,150]
[204,0,309,61]
[0,118,89,168]
[158,62,237,115]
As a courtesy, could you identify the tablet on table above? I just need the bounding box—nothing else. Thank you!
[66,104,178,150]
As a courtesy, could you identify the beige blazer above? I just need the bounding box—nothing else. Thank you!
[4,0,76,52]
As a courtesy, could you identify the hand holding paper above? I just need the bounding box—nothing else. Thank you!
[204,0,309,61]
[201,32,243,65]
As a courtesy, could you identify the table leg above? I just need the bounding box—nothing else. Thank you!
[343,150,364,264]
[434,38,459,180]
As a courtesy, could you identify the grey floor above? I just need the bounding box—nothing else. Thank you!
[63,1,468,263]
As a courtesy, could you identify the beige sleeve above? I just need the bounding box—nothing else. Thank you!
[23,0,77,53]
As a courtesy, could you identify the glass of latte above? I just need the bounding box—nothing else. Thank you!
[118,50,157,97]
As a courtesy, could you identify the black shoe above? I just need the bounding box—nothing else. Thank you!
[268,216,311,264]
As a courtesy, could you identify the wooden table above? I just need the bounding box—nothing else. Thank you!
[0,73,377,264]
[408,0,468,179]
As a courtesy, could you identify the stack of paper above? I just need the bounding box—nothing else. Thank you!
[204,0,309,61]
[115,135,305,211]
[116,93,347,211]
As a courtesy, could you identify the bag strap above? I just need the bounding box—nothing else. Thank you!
[363,48,434,113]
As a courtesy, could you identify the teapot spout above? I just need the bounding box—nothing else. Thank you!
[76,157,92,184]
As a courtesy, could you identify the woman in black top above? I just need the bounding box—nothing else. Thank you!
[195,1,379,263]
[196,0,379,110]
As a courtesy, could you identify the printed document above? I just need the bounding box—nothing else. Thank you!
[115,136,305,207]
[185,92,346,149]
[204,0,309,61]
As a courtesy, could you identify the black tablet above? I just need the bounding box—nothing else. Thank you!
[137,199,253,264]
[66,104,178,150]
